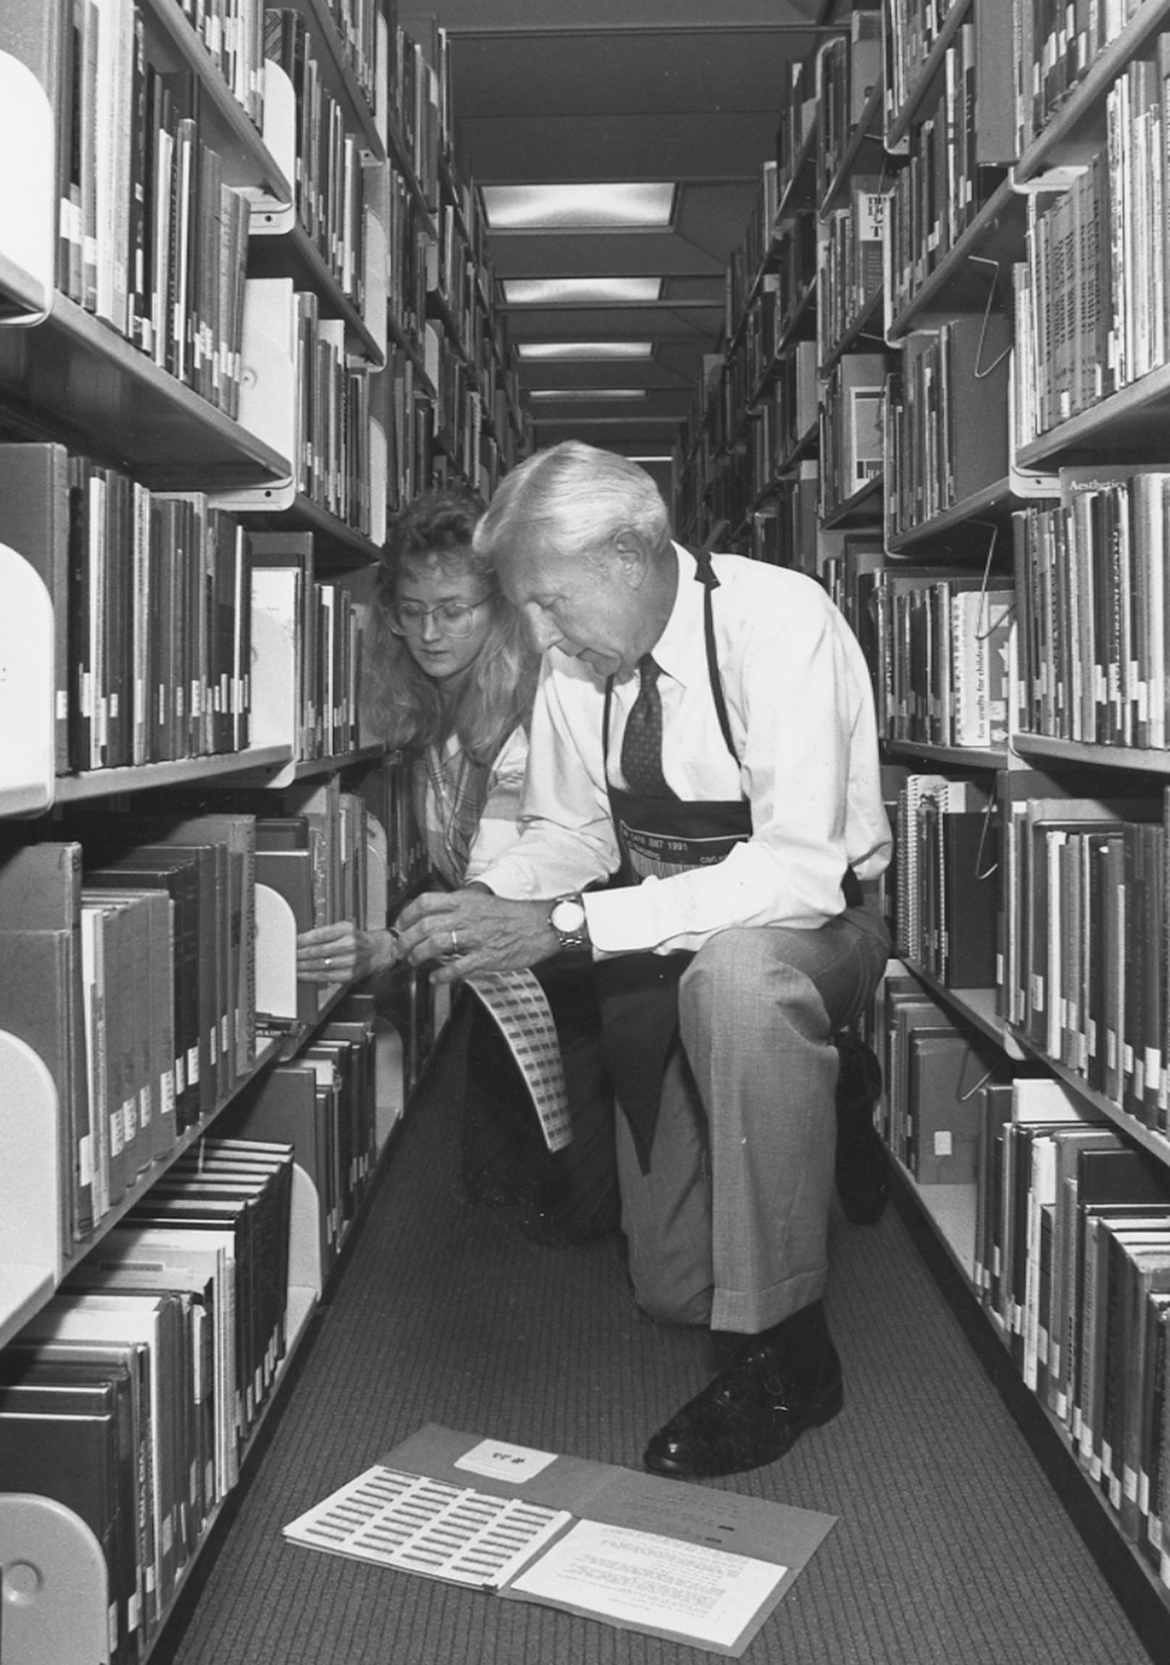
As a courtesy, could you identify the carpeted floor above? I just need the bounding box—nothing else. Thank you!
[156,1045,1166,1665]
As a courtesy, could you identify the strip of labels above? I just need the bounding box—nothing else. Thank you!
[284,1464,571,1587]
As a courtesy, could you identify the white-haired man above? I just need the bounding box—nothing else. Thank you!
[397,441,891,1478]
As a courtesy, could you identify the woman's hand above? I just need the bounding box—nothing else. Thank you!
[296,920,399,986]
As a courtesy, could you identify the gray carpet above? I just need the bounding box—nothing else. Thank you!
[157,1049,1164,1665]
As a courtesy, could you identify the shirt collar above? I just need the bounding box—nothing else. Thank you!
[644,542,703,689]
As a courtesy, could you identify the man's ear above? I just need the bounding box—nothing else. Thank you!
[610,527,649,588]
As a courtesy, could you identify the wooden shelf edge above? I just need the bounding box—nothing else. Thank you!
[886,476,1015,549]
[897,961,1026,1060]
[53,747,295,803]
[1011,733,1170,775]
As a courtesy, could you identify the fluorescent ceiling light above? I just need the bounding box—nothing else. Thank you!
[529,388,647,401]
[518,342,654,361]
[483,183,675,230]
[628,455,673,463]
[503,277,664,304]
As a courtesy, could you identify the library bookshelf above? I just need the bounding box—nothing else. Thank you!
[673,0,1170,1646]
[0,3,523,1660]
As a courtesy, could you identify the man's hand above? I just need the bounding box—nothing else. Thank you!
[395,889,561,984]
[296,920,398,986]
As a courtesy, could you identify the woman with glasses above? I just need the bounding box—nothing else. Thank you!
[296,488,619,1242]
[297,486,538,985]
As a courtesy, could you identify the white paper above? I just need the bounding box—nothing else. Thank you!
[283,1464,570,1588]
[464,970,572,1150]
[508,1517,788,1649]
[455,1438,558,1485]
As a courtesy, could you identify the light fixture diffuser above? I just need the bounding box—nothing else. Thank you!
[518,342,653,361]
[528,388,647,401]
[503,278,664,304]
[483,183,676,230]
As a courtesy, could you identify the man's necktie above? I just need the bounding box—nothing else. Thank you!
[620,654,674,798]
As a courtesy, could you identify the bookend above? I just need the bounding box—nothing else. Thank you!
[0,1493,110,1665]
[0,542,55,815]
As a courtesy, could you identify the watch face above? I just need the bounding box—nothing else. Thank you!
[551,897,586,934]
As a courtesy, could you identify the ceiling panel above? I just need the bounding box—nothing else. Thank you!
[403,1,819,32]
[456,112,781,184]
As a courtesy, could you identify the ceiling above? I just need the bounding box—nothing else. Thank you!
[401,1,833,472]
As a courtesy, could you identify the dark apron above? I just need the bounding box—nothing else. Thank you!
[594,548,751,1172]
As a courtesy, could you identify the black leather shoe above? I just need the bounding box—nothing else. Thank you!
[644,1315,843,1479]
[834,1032,889,1226]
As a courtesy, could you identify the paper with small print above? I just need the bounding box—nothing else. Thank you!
[464,969,572,1149]
[508,1518,788,1650]
[282,1464,569,1588]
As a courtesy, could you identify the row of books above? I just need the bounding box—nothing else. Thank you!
[817,178,885,362]
[57,2,252,414]
[1014,44,1170,441]
[876,970,1170,1585]
[747,463,821,573]
[957,1047,1170,1583]
[0,819,254,1244]
[1014,0,1148,154]
[883,19,1013,318]
[819,350,887,514]
[894,774,999,987]
[870,567,1014,749]
[775,51,816,206]
[387,167,431,346]
[883,313,1012,535]
[238,279,376,533]
[747,343,818,496]
[0,1138,294,1662]
[222,990,381,1283]
[0,443,251,777]
[389,23,442,207]
[265,7,371,306]
[252,540,368,765]
[883,0,963,129]
[0,785,380,1246]
[311,0,384,114]
[177,0,267,124]
[385,348,438,512]
[1013,469,1170,752]
[724,160,782,342]
[816,8,882,200]
[874,970,1007,1186]
[999,778,1170,1129]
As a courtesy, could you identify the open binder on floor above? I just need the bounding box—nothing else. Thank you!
[282,1423,836,1657]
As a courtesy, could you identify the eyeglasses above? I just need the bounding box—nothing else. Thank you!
[388,598,491,639]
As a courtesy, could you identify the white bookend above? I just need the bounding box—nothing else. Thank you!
[0,1494,111,1665]
[254,882,297,1019]
[0,50,54,324]
[211,277,297,511]
[0,1030,62,1348]
[246,58,296,233]
[0,541,55,814]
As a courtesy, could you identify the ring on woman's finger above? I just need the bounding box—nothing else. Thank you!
[451,929,459,955]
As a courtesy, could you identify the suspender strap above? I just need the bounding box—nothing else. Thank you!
[687,544,738,765]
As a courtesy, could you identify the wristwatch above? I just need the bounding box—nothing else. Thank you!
[548,892,590,951]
